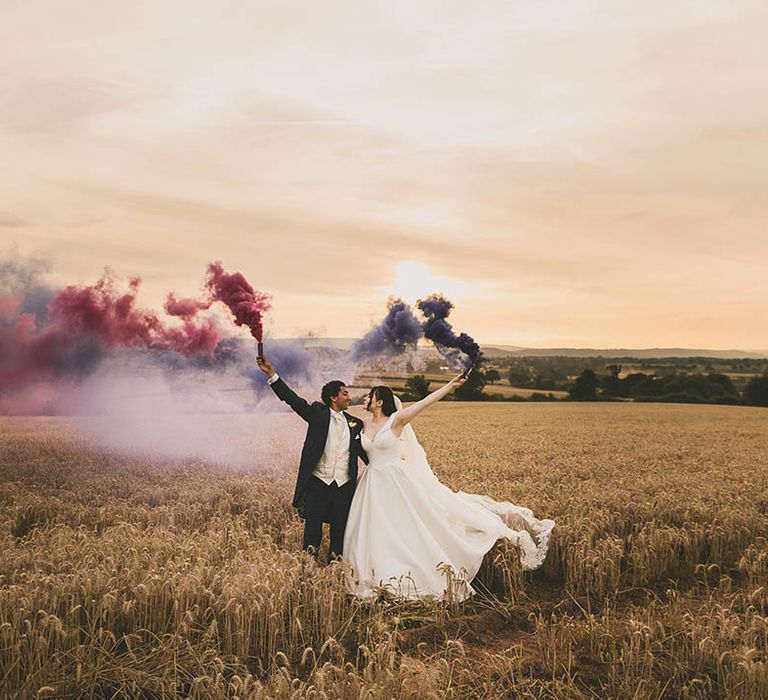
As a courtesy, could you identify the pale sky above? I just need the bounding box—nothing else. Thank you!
[2,0,767,349]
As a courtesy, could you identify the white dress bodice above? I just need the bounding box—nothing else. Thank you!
[361,414,403,468]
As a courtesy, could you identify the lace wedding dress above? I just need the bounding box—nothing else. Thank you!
[342,410,555,601]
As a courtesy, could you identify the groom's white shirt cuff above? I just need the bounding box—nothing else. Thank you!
[267,373,279,385]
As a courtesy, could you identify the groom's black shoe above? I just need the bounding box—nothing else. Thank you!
[328,480,353,561]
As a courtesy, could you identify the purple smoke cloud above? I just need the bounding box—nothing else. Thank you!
[351,298,423,362]
[416,293,480,369]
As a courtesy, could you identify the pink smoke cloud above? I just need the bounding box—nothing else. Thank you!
[50,274,220,356]
[0,261,274,415]
[1,271,216,413]
[164,293,212,319]
[204,261,271,342]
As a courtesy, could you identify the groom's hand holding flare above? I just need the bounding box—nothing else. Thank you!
[257,356,276,377]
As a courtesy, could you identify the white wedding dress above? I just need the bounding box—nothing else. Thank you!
[343,410,555,601]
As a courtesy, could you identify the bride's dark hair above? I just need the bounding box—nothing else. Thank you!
[369,386,397,416]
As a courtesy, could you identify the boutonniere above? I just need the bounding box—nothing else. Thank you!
[348,420,359,429]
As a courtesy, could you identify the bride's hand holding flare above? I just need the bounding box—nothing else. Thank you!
[392,372,466,436]
[450,372,468,387]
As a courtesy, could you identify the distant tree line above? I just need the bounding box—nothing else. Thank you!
[398,355,768,407]
[496,355,767,382]
[399,355,567,404]
[568,365,768,407]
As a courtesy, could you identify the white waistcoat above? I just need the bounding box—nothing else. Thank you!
[313,410,350,486]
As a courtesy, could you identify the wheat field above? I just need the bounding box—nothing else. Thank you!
[1,402,767,698]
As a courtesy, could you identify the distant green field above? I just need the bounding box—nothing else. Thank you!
[353,371,568,398]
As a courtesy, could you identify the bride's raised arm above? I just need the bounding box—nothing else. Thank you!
[392,372,467,432]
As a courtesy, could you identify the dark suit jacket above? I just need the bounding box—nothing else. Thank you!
[269,377,368,512]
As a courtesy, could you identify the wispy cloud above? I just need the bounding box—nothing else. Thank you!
[1,0,766,348]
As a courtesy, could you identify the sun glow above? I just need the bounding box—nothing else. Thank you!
[388,261,468,303]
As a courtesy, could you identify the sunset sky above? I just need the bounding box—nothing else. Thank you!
[2,0,766,349]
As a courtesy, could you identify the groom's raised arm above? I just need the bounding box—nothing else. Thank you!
[257,357,313,422]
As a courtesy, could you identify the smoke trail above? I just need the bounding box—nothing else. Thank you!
[1,262,222,414]
[64,351,305,469]
[205,261,271,342]
[1,255,288,418]
[416,293,480,369]
[52,274,219,356]
[0,254,55,322]
[0,256,318,467]
[164,293,211,319]
[64,338,325,466]
[242,338,318,397]
[351,297,423,362]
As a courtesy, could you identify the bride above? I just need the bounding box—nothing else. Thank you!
[343,373,555,601]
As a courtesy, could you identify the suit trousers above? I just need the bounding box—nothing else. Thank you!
[303,475,354,559]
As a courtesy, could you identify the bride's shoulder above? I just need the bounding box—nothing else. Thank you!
[388,409,402,428]
[389,410,405,438]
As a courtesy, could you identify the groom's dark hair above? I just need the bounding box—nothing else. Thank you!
[321,380,346,407]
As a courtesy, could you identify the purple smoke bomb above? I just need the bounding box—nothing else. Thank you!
[416,293,480,370]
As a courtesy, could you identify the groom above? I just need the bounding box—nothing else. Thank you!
[257,356,367,561]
